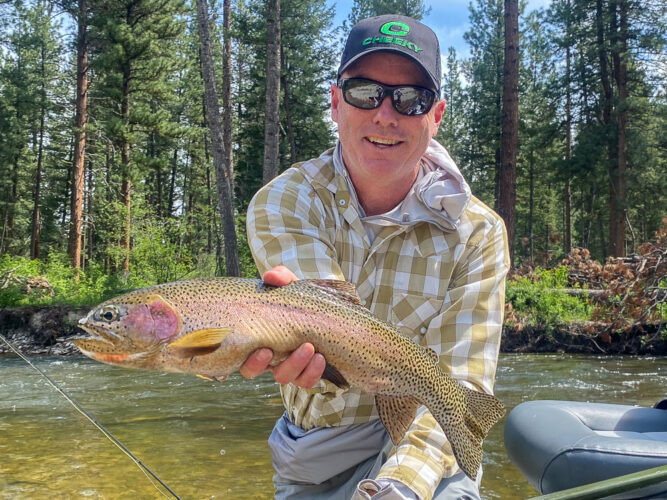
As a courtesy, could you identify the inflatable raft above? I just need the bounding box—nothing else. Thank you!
[504,400,667,498]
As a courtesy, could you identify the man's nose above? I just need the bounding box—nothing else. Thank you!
[371,94,399,126]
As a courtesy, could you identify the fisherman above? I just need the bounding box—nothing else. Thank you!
[242,14,509,500]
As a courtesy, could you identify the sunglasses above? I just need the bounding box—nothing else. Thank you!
[338,78,437,116]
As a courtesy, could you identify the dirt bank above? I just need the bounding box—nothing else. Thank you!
[0,306,90,356]
[501,322,666,355]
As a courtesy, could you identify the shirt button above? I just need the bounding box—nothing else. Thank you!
[338,199,346,206]
[420,327,427,335]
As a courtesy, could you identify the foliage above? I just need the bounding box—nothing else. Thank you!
[506,222,667,334]
[0,253,149,306]
[506,266,593,327]
[565,220,667,331]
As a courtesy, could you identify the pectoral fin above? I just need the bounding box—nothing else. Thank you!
[167,327,233,358]
[322,363,349,388]
[375,395,420,445]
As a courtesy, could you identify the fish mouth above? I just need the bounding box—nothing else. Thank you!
[75,322,152,364]
[77,321,123,345]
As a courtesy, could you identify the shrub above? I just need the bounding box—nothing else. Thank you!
[506,266,593,326]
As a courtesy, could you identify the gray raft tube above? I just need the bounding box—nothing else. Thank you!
[504,400,667,499]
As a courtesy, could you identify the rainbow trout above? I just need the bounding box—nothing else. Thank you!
[75,277,504,479]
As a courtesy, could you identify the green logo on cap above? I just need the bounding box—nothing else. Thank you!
[380,21,410,37]
[361,21,422,53]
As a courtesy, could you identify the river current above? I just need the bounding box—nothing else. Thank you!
[1,353,666,499]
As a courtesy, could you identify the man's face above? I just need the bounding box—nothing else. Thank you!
[331,52,445,208]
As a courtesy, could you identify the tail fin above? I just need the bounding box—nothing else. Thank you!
[431,384,505,480]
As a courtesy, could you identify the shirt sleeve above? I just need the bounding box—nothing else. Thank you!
[246,169,344,280]
[375,216,509,500]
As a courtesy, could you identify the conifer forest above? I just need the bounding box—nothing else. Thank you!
[0,0,664,303]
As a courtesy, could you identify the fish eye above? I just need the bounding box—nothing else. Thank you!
[98,305,120,322]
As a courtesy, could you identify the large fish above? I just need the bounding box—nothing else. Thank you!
[75,277,504,479]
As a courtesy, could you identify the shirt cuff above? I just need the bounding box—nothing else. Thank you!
[352,478,419,500]
[376,445,457,500]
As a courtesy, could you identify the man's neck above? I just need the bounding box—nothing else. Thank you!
[350,170,417,216]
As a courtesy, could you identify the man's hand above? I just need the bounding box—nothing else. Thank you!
[238,266,327,389]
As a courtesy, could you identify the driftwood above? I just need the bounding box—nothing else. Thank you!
[1,266,53,296]
[558,288,608,299]
[563,220,666,334]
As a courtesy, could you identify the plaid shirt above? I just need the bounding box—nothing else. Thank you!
[247,144,509,500]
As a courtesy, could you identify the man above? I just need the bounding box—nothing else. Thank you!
[242,14,509,500]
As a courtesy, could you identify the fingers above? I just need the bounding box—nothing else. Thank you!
[272,343,326,389]
[239,348,273,379]
[263,265,299,287]
[293,352,326,389]
[239,344,326,389]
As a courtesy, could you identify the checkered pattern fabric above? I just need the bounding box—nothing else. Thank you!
[246,146,509,500]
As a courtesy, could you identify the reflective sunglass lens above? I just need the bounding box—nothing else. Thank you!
[393,87,434,116]
[345,82,384,109]
[341,79,435,116]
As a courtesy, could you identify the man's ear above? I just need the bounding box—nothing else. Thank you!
[331,83,340,124]
[432,99,446,136]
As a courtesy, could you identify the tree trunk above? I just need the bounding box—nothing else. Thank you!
[596,0,616,258]
[610,0,627,257]
[222,0,234,193]
[498,0,519,265]
[167,147,178,217]
[529,148,534,261]
[30,40,47,260]
[206,164,213,254]
[195,0,240,276]
[86,159,94,265]
[105,141,112,273]
[262,0,281,184]
[68,0,88,272]
[281,45,297,164]
[3,38,24,255]
[564,11,572,254]
[121,61,132,273]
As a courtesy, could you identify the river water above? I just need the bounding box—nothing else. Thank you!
[1,353,666,499]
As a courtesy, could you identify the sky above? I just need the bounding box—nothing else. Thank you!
[327,0,552,59]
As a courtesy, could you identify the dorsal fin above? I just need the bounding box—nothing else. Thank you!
[303,279,363,306]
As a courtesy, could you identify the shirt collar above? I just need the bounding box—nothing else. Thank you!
[332,139,471,232]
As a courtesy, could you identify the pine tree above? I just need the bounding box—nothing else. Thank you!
[262,0,281,184]
[90,0,186,272]
[234,0,336,198]
[462,0,505,205]
[195,0,240,276]
[499,0,519,264]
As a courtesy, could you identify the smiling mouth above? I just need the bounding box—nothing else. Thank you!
[366,136,402,147]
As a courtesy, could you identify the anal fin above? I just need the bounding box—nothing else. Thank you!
[375,395,420,444]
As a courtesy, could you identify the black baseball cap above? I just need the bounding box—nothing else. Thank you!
[338,15,441,92]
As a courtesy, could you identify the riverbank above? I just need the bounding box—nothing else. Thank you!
[0,306,89,356]
[1,306,664,357]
